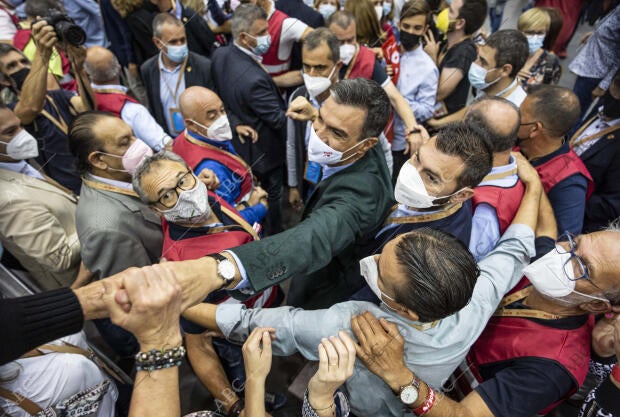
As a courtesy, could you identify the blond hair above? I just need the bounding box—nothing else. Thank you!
[111,0,144,18]
[518,7,550,33]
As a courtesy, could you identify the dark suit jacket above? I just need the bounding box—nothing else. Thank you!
[211,44,287,174]
[230,145,394,309]
[574,118,620,232]
[276,0,324,28]
[126,1,217,65]
[141,51,213,135]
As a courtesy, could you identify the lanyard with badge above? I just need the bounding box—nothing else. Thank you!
[160,56,188,134]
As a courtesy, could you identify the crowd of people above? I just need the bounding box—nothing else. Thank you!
[0,0,619,416]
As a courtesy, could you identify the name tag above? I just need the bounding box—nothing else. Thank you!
[304,161,322,184]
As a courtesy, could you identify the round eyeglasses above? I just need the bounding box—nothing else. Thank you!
[154,170,197,208]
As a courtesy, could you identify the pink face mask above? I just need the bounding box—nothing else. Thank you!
[100,139,154,175]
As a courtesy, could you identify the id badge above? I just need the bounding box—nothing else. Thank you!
[170,108,185,133]
[304,160,322,184]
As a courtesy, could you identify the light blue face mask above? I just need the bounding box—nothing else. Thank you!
[526,34,545,54]
[165,43,188,64]
[318,3,337,20]
[247,33,272,56]
[468,61,501,91]
[382,1,392,16]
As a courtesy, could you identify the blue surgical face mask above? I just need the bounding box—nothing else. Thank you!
[468,61,501,91]
[247,33,272,56]
[165,43,188,64]
[525,33,545,54]
[382,2,392,16]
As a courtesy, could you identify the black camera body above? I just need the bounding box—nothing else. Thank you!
[44,10,86,46]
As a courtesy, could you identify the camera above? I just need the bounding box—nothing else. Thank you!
[43,10,86,46]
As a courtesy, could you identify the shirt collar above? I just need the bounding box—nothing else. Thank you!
[186,129,234,152]
[494,78,519,98]
[91,83,128,92]
[87,173,134,190]
[0,160,38,176]
[478,155,518,186]
[322,162,353,181]
[158,53,182,73]
[530,141,570,167]
[234,42,263,63]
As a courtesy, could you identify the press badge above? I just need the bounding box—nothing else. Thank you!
[170,108,185,133]
[304,161,322,184]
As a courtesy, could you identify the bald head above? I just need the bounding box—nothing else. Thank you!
[84,46,121,84]
[179,86,228,135]
[465,97,520,153]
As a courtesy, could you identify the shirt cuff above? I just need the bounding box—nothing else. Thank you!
[215,303,245,339]
[223,250,251,289]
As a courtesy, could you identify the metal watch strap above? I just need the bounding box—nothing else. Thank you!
[399,374,421,395]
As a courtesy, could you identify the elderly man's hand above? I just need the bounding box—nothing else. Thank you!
[31,20,57,59]
[236,125,259,143]
[286,96,318,122]
[307,331,357,411]
[103,265,183,350]
[248,186,268,208]
[351,311,411,392]
[197,168,220,191]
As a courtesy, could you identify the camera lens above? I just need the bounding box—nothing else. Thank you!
[55,20,86,46]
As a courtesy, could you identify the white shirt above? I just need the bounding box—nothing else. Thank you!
[479,78,527,107]
[0,160,45,180]
[0,8,17,41]
[468,156,519,261]
[88,173,134,191]
[573,110,620,156]
[158,53,186,135]
[264,0,308,73]
[92,83,172,151]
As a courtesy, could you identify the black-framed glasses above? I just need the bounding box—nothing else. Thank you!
[154,170,197,208]
[555,232,590,283]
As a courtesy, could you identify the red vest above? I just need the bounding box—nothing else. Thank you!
[94,91,139,118]
[535,150,594,199]
[468,309,593,414]
[262,9,290,77]
[346,46,376,81]
[473,180,526,234]
[161,193,279,309]
[173,131,253,203]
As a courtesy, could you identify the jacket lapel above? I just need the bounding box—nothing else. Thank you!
[93,186,161,227]
[0,169,77,203]
[579,125,620,161]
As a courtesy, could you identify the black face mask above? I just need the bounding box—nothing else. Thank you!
[400,31,421,51]
[602,91,620,120]
[10,67,30,91]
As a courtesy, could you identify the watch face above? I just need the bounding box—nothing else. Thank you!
[400,386,419,405]
[218,259,236,280]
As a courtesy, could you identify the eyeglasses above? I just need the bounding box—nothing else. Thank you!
[153,170,197,208]
[555,232,598,287]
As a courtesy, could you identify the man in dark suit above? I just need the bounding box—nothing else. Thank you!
[276,0,324,28]
[211,5,287,233]
[570,69,620,233]
[141,13,213,137]
[125,0,217,66]
[152,77,393,310]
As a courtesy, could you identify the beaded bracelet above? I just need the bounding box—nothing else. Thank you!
[135,345,186,372]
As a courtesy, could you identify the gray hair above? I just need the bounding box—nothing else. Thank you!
[152,12,183,39]
[132,150,189,203]
[231,4,267,40]
[329,78,390,139]
[303,27,340,63]
[84,54,121,84]
[326,10,355,29]
[605,218,620,232]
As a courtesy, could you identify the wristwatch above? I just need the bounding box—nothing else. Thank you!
[209,253,236,288]
[398,375,421,405]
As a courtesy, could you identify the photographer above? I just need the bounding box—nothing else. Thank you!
[8,18,93,194]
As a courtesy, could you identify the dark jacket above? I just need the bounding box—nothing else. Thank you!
[211,44,287,175]
[140,51,213,135]
[230,145,394,309]
[126,1,217,65]
[275,0,324,28]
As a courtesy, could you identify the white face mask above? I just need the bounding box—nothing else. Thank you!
[394,161,462,209]
[359,255,397,307]
[0,129,39,160]
[307,126,369,165]
[302,65,337,99]
[318,3,337,20]
[375,5,383,21]
[523,246,608,306]
[339,44,356,65]
[160,179,211,224]
[190,115,232,142]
